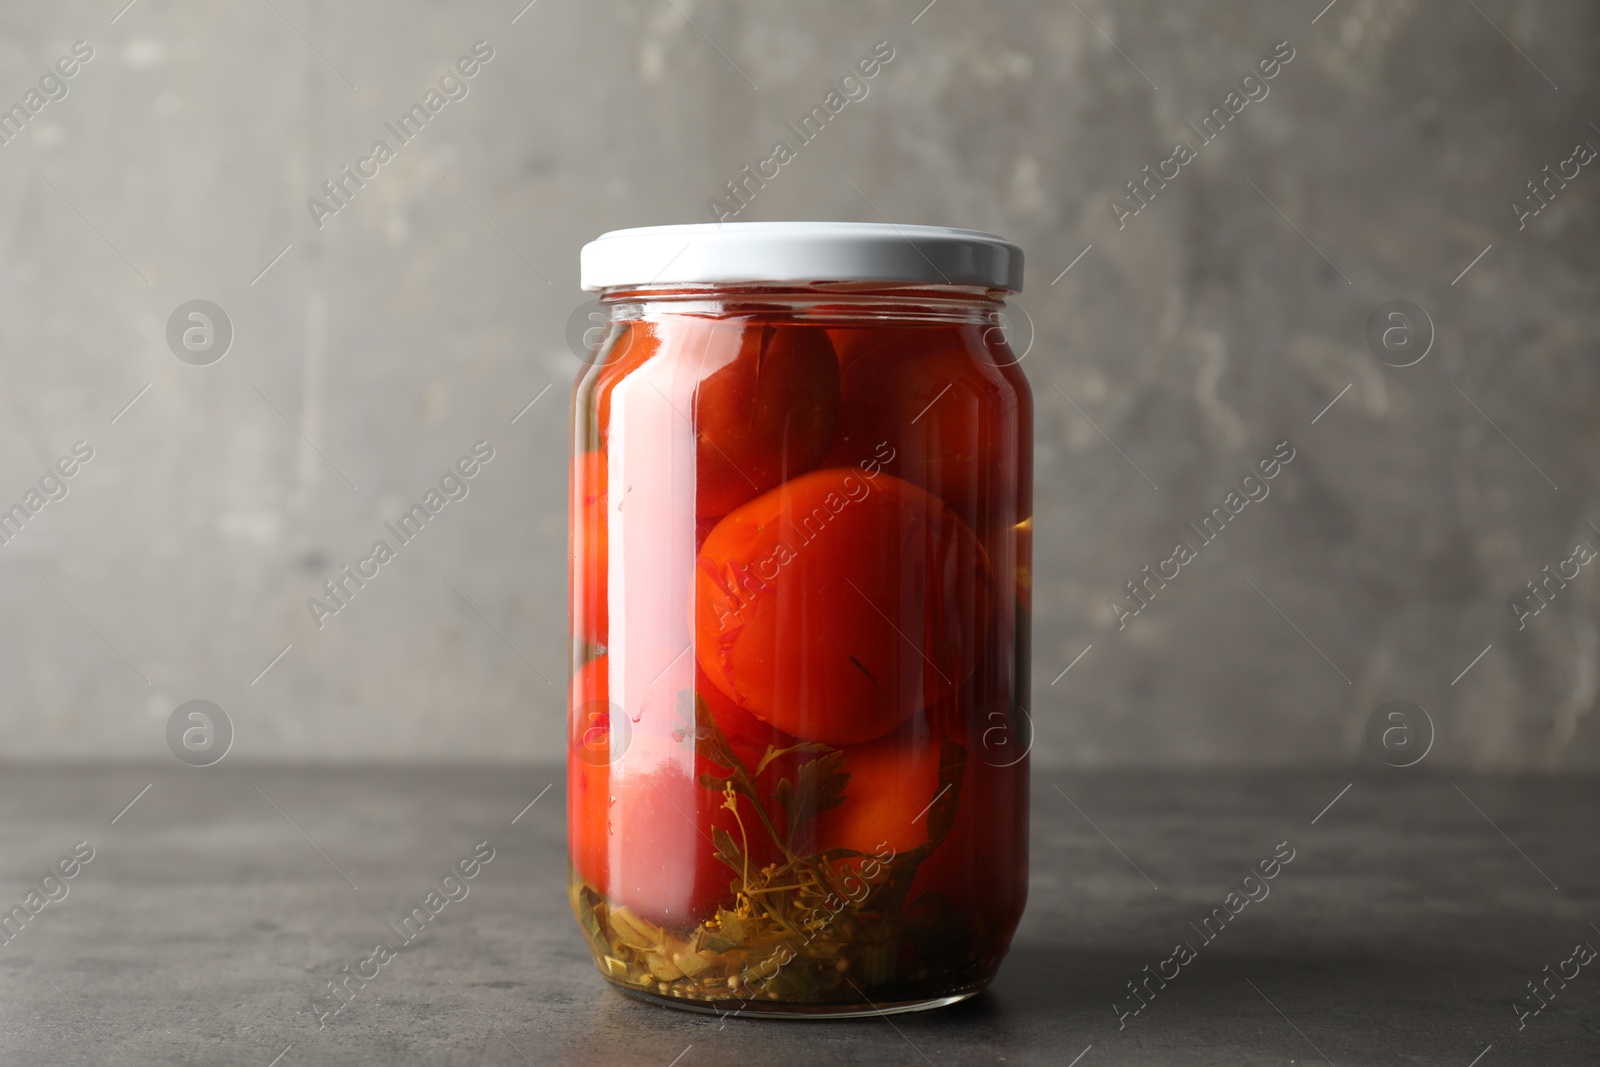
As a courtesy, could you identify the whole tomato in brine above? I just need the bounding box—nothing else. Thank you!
[822,325,1015,531]
[694,468,992,747]
[569,449,608,648]
[665,317,841,517]
[803,707,951,861]
[905,687,1028,929]
[568,654,616,894]
[570,655,789,929]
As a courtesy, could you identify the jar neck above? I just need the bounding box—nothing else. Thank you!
[597,283,1011,326]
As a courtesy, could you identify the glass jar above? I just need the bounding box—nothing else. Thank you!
[568,223,1031,1017]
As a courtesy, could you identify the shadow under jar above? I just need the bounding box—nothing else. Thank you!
[568,223,1032,1017]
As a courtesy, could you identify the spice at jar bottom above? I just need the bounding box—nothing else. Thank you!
[569,222,1032,1017]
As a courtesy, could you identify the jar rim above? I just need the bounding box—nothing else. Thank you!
[580,221,1023,294]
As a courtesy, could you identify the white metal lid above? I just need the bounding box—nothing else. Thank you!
[580,221,1023,293]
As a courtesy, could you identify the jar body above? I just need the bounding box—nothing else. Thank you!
[568,284,1032,1016]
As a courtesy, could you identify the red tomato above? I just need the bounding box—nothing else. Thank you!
[902,684,1028,930]
[591,320,659,443]
[695,663,829,859]
[905,752,1026,929]
[805,708,948,860]
[671,318,841,517]
[696,663,793,770]
[694,468,992,746]
[604,359,699,664]
[568,654,613,893]
[569,450,607,647]
[569,654,787,928]
[821,325,1010,530]
[572,319,661,648]
[825,324,1032,625]
[604,739,745,928]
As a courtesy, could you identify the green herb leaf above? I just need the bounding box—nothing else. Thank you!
[576,887,605,947]
[684,691,752,779]
[772,777,793,821]
[696,771,731,793]
[754,741,833,778]
[711,825,747,878]
[607,905,665,951]
[785,751,850,840]
[718,911,748,943]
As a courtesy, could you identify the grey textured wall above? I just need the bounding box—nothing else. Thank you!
[1,0,1596,768]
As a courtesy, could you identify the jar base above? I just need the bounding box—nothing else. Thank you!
[612,981,983,1019]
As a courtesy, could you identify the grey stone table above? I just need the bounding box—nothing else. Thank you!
[0,767,1594,1066]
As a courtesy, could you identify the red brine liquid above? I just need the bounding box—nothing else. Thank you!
[569,287,1031,1015]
